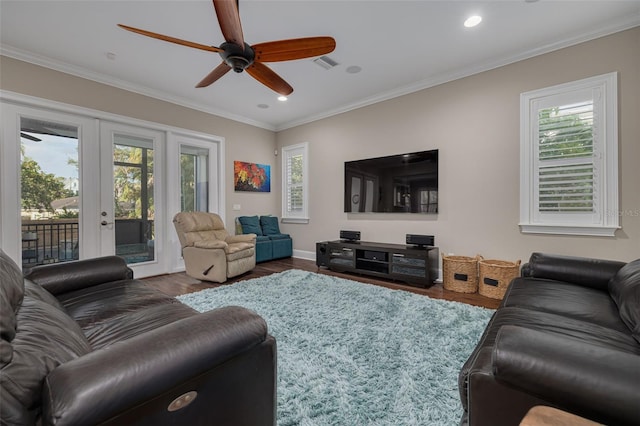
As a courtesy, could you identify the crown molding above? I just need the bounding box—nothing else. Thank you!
[0,45,276,132]
[2,15,638,134]
[274,18,640,131]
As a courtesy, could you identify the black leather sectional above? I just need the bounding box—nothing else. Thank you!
[459,252,640,426]
[0,251,276,426]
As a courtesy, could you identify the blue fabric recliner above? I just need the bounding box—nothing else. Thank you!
[237,216,292,263]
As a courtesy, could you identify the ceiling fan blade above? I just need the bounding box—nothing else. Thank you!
[118,24,222,53]
[213,0,244,47]
[196,62,232,88]
[246,62,293,96]
[253,37,336,62]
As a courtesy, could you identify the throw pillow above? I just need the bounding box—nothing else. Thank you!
[608,258,640,343]
[238,216,262,236]
[260,216,281,235]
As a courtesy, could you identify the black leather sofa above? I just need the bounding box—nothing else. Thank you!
[459,252,640,426]
[0,250,276,426]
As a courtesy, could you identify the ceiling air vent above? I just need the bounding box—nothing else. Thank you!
[313,55,339,70]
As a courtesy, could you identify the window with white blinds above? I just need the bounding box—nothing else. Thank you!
[537,101,594,213]
[281,142,309,222]
[520,73,619,236]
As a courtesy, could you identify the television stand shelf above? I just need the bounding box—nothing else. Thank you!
[317,240,439,288]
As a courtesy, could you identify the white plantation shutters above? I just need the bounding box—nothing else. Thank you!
[282,142,309,222]
[520,73,619,236]
[537,100,595,213]
[286,153,303,212]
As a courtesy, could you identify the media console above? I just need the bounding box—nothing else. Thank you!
[316,240,439,288]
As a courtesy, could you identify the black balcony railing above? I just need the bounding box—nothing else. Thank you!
[21,219,154,267]
[21,220,79,267]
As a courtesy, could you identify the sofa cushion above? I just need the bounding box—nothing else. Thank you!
[55,279,196,350]
[268,233,290,240]
[458,305,640,417]
[608,259,640,343]
[1,281,92,424]
[239,215,263,236]
[501,277,629,333]
[472,307,640,355]
[260,216,281,235]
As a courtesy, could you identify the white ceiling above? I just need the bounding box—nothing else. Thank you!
[1,1,639,131]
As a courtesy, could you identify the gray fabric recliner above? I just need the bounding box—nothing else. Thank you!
[173,212,256,282]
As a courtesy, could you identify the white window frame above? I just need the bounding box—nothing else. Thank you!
[519,72,619,237]
[281,142,309,223]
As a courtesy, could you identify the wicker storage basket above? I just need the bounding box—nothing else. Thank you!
[442,254,482,293]
[478,259,522,300]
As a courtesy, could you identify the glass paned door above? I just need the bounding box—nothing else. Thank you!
[113,135,155,264]
[101,122,164,277]
[1,104,100,266]
[20,117,80,267]
[180,145,209,212]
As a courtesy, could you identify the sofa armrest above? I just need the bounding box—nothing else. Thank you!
[193,239,228,249]
[43,306,275,426]
[227,234,257,244]
[525,252,626,290]
[493,325,640,426]
[24,256,132,296]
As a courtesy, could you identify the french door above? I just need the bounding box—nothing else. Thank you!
[1,104,101,265]
[1,104,165,276]
[1,96,223,277]
[100,122,165,277]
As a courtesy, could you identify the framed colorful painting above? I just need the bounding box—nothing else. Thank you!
[234,161,271,192]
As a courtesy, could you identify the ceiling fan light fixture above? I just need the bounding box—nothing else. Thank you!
[220,42,255,72]
[278,96,288,102]
[227,56,251,72]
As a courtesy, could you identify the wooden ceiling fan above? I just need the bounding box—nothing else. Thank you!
[118,0,336,96]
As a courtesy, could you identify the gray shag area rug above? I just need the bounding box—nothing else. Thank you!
[177,269,494,426]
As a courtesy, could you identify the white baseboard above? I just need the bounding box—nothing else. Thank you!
[293,249,315,261]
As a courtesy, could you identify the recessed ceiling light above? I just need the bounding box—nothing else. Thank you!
[277,96,288,102]
[346,65,362,74]
[257,103,269,109]
[464,15,482,28]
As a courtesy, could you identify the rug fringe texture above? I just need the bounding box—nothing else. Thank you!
[178,269,494,425]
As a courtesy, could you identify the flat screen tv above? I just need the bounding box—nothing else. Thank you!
[344,149,438,213]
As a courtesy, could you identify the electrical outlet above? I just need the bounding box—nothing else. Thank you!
[232,204,241,211]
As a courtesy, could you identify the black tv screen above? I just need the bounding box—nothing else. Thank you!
[344,149,438,213]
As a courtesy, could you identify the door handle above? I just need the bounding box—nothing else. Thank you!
[101,212,113,226]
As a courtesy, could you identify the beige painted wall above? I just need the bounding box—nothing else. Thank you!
[0,56,279,229]
[277,27,640,263]
[2,27,638,264]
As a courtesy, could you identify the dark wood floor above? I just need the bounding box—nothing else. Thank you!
[142,257,501,309]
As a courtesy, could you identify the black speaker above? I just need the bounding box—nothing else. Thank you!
[406,234,435,247]
[340,230,361,241]
[316,242,330,267]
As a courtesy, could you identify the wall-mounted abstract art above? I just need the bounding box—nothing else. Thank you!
[234,161,271,192]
